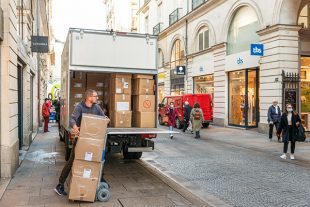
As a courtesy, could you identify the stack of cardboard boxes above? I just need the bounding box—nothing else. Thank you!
[132,75,156,128]
[86,73,106,110]
[70,72,86,114]
[69,114,110,202]
[109,74,132,127]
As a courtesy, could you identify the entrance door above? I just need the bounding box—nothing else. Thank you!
[18,64,23,149]
[228,68,259,128]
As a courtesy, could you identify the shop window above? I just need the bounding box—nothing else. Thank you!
[198,28,209,51]
[170,39,185,95]
[158,49,164,68]
[227,6,260,55]
[300,57,310,130]
[193,75,214,94]
[298,4,309,28]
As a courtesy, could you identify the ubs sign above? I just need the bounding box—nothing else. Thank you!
[31,36,49,53]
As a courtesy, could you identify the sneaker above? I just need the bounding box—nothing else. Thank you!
[170,135,173,139]
[290,154,295,160]
[280,154,287,159]
[54,184,67,196]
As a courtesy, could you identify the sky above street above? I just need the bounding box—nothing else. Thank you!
[52,0,106,41]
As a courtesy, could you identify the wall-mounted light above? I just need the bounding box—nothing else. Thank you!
[112,32,116,41]
[80,29,84,39]
[146,34,150,44]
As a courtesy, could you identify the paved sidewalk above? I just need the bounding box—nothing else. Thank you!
[198,125,310,163]
[0,125,207,207]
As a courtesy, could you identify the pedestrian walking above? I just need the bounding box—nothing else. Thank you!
[42,98,50,133]
[54,89,106,196]
[183,101,192,133]
[167,102,177,139]
[267,100,282,142]
[190,103,204,139]
[53,98,61,130]
[277,103,301,160]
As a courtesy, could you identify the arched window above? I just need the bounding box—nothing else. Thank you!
[227,6,260,55]
[170,39,185,70]
[298,4,309,28]
[158,49,164,68]
[197,27,210,51]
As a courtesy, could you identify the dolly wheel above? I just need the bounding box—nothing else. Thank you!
[97,188,110,202]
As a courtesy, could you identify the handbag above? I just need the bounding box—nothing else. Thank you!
[296,124,306,142]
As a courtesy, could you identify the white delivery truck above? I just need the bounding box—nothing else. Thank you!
[60,28,168,161]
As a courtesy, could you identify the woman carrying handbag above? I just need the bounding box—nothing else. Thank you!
[277,103,301,160]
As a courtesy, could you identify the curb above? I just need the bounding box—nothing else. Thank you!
[138,159,231,207]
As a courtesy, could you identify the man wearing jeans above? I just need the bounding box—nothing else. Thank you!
[54,89,105,196]
[267,100,282,142]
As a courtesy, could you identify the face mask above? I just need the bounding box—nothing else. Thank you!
[287,108,293,112]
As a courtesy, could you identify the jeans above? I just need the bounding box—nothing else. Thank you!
[169,126,173,136]
[283,125,296,154]
[59,138,77,185]
[183,118,190,132]
[269,121,279,139]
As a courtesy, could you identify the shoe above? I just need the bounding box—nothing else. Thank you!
[54,184,68,196]
[191,131,193,134]
[170,135,173,139]
[290,154,295,160]
[280,154,287,159]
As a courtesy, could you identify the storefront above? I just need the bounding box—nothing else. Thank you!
[193,74,214,106]
[158,72,166,102]
[300,57,310,130]
[228,68,259,128]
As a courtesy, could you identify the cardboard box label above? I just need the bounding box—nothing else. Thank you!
[74,94,83,99]
[117,102,129,111]
[116,88,122,93]
[84,152,93,161]
[83,169,92,178]
[73,83,83,88]
[124,82,129,88]
[96,82,104,87]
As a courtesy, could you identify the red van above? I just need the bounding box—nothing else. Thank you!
[158,94,213,128]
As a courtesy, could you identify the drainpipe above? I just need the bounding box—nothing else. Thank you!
[37,0,41,129]
[185,19,188,93]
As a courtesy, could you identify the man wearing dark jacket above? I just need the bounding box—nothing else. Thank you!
[54,89,105,196]
[183,101,192,132]
[267,100,281,142]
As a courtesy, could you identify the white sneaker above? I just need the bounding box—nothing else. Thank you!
[280,154,287,159]
[290,154,295,160]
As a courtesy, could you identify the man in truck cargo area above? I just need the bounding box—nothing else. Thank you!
[54,89,106,196]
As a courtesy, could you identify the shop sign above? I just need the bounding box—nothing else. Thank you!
[176,65,186,75]
[250,44,264,56]
[31,36,49,53]
[199,66,205,72]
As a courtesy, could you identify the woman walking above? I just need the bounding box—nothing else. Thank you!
[167,102,177,139]
[190,103,204,139]
[277,103,301,160]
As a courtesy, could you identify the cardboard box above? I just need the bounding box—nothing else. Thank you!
[111,74,132,94]
[132,79,155,95]
[75,138,105,162]
[132,95,155,112]
[110,94,131,112]
[132,74,153,79]
[69,175,98,202]
[110,111,132,128]
[71,71,86,80]
[72,160,101,179]
[132,112,156,128]
[79,114,110,140]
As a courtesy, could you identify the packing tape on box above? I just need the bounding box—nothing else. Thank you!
[122,94,125,100]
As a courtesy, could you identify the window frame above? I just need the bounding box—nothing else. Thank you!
[197,28,210,52]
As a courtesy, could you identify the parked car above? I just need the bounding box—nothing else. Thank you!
[158,94,213,129]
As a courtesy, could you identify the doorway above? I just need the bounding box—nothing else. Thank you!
[18,64,23,149]
[228,68,259,128]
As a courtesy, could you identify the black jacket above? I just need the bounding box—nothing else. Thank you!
[184,105,192,120]
[277,112,301,142]
[267,105,281,123]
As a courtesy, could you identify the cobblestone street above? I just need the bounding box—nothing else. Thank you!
[143,126,310,207]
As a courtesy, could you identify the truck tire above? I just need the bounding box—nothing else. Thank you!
[123,146,133,159]
[133,152,142,159]
[175,117,183,129]
[158,116,164,125]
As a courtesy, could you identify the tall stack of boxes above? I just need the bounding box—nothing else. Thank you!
[69,114,110,202]
[132,75,156,128]
[109,74,132,127]
[70,72,86,114]
[86,73,106,110]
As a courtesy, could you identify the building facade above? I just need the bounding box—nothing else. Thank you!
[104,0,139,32]
[0,0,53,178]
[137,0,310,133]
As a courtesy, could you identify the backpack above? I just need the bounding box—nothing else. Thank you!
[193,109,201,120]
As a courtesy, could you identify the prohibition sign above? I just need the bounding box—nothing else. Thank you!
[143,100,152,109]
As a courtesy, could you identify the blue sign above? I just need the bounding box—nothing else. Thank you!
[251,44,264,56]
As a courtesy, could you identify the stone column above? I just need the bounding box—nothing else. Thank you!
[257,24,301,134]
[213,43,226,126]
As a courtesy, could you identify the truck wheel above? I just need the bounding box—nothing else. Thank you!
[133,152,142,159]
[123,146,133,159]
[158,116,164,125]
[203,122,210,128]
[175,117,183,129]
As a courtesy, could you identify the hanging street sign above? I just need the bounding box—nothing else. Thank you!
[31,36,49,53]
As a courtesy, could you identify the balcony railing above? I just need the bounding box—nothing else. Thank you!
[169,8,182,26]
[192,0,205,10]
[153,23,163,35]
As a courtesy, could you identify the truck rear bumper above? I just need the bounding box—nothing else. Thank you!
[128,147,153,152]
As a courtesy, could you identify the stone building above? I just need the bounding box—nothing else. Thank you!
[137,0,310,133]
[0,0,53,178]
